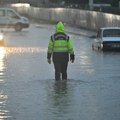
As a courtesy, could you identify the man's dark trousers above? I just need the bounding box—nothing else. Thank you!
[53,61,68,80]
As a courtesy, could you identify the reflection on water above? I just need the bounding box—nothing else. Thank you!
[0,92,10,120]
[47,81,73,119]
[54,81,68,94]
[0,47,11,119]
[5,47,47,55]
[0,47,6,84]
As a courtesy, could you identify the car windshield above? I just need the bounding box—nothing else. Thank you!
[103,29,120,37]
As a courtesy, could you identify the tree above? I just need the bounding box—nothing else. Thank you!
[0,0,2,3]
[111,0,119,7]
[64,0,88,4]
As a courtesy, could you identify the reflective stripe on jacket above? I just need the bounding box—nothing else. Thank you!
[48,32,74,54]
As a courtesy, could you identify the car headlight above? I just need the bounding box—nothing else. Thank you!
[0,34,3,40]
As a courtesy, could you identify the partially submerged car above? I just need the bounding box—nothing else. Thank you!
[92,27,120,51]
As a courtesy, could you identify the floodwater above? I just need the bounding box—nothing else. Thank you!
[0,23,120,120]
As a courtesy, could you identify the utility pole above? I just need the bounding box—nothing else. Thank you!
[89,0,94,10]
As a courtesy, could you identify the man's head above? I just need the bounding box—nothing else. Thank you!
[56,21,64,33]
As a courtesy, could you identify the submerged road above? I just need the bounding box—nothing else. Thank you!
[0,22,120,120]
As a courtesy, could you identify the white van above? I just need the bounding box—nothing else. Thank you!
[0,8,29,31]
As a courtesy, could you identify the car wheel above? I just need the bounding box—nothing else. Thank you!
[92,44,94,50]
[98,46,100,50]
[15,23,22,31]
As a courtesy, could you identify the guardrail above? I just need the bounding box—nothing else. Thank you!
[11,4,120,31]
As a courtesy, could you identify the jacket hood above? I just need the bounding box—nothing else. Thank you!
[56,21,64,33]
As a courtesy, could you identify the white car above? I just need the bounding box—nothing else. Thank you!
[92,27,120,51]
[0,8,29,31]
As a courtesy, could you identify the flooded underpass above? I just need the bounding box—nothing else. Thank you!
[0,23,120,120]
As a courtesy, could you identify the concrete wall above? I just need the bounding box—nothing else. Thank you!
[13,5,120,31]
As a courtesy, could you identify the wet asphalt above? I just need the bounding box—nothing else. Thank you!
[0,22,120,120]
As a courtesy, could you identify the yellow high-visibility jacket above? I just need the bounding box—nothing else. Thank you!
[47,21,74,62]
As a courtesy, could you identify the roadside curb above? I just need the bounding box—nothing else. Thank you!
[34,21,96,38]
[65,26,96,38]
